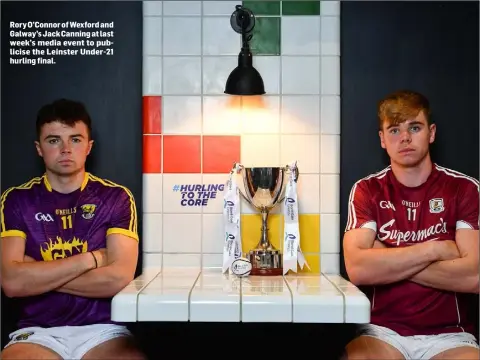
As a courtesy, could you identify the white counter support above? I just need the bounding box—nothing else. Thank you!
[111,267,371,324]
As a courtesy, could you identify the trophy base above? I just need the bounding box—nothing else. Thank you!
[247,249,283,277]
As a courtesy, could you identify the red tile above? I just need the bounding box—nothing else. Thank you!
[203,136,241,173]
[163,135,201,173]
[143,96,162,134]
[143,135,162,173]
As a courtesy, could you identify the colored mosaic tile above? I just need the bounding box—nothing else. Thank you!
[163,135,201,173]
[203,136,241,174]
[249,17,281,55]
[143,135,162,173]
[143,96,162,134]
[282,1,321,16]
[243,1,280,15]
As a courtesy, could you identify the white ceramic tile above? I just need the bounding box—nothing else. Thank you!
[162,253,201,267]
[282,16,320,55]
[203,17,241,55]
[203,56,238,94]
[189,270,241,322]
[282,56,320,95]
[320,213,340,253]
[137,271,199,321]
[241,135,280,167]
[143,174,162,213]
[241,96,280,134]
[284,275,344,323]
[162,174,203,213]
[280,135,320,174]
[163,57,202,94]
[320,134,340,173]
[162,96,202,134]
[163,1,201,15]
[202,253,223,268]
[111,273,159,321]
[163,214,201,252]
[143,56,162,95]
[202,213,224,254]
[281,95,320,134]
[143,1,162,16]
[253,56,280,94]
[202,1,238,15]
[241,277,292,322]
[321,56,340,95]
[333,285,371,323]
[143,213,163,252]
[202,95,242,134]
[321,253,340,273]
[297,174,320,214]
[163,17,201,55]
[320,95,340,135]
[321,16,340,56]
[143,17,162,56]
[321,1,340,16]
[320,174,339,213]
[143,252,163,268]
[202,174,228,213]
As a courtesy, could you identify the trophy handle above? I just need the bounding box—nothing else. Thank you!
[230,162,256,208]
[278,164,299,203]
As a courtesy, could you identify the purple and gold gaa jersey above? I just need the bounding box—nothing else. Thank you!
[0,172,138,329]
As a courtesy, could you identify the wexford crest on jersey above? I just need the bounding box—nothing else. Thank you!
[80,204,97,219]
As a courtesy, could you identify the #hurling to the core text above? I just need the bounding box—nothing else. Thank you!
[9,21,115,65]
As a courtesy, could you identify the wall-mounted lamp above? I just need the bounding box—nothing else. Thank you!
[224,5,265,96]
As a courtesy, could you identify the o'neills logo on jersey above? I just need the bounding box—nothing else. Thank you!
[378,218,448,245]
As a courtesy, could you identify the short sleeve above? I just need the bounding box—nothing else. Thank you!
[456,179,479,230]
[1,189,27,239]
[106,187,139,241]
[345,180,377,232]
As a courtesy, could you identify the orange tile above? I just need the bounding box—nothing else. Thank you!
[143,96,162,134]
[163,135,201,173]
[143,135,162,173]
[203,136,241,173]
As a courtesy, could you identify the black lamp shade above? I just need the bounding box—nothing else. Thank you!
[224,50,265,96]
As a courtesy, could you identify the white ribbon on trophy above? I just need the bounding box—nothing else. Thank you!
[283,161,310,275]
[222,164,242,274]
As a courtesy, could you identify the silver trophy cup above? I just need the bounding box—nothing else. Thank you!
[236,163,299,276]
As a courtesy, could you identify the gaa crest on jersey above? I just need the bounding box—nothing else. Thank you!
[429,198,444,213]
[80,204,97,219]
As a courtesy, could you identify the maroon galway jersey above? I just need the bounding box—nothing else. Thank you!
[1,172,138,329]
[345,163,479,336]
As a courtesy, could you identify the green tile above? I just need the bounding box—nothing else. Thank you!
[243,1,281,15]
[248,17,281,55]
[282,1,320,15]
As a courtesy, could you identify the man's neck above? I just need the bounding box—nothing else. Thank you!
[390,155,433,187]
[46,170,86,194]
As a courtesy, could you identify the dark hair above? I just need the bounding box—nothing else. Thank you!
[36,99,92,140]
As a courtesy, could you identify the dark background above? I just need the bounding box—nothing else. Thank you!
[1,1,478,357]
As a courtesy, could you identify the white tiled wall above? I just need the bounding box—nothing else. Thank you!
[142,1,341,273]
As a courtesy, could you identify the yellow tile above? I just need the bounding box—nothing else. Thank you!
[300,254,320,273]
[241,213,321,274]
[278,214,320,253]
[240,214,282,254]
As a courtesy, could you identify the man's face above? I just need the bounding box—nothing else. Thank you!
[379,111,436,168]
[35,121,93,176]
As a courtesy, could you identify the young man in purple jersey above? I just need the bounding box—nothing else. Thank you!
[343,90,479,359]
[1,99,145,359]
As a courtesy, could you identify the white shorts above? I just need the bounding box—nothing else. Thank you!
[4,323,132,359]
[358,324,479,359]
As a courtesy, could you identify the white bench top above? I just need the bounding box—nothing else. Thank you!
[111,267,370,324]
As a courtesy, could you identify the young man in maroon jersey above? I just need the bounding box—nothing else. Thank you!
[343,90,479,359]
[1,99,145,359]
